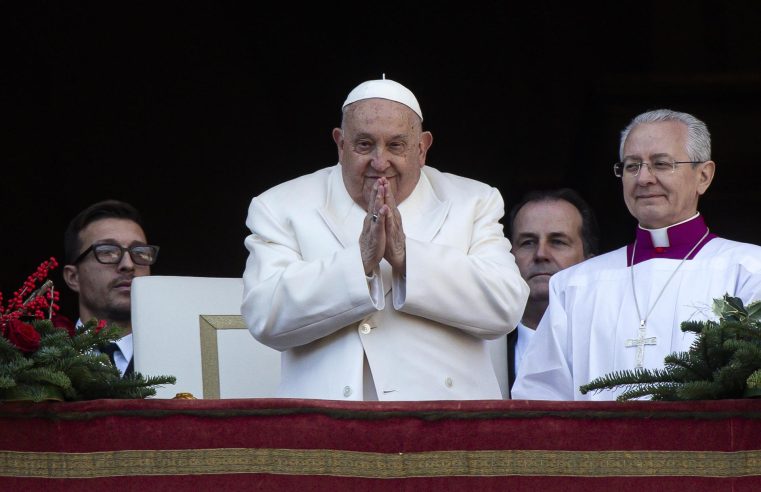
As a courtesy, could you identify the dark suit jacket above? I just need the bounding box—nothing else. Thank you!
[507,328,518,398]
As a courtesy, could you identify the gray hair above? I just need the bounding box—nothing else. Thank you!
[619,109,711,162]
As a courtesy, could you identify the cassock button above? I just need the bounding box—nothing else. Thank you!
[445,377,453,388]
[343,386,353,397]
[359,323,372,335]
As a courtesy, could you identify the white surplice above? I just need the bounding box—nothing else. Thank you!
[512,237,761,401]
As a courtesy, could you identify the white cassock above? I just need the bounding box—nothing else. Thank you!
[512,215,761,401]
[242,164,529,401]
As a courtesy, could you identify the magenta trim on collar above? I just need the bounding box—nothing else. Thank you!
[626,215,717,266]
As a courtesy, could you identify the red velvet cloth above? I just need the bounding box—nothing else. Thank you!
[1,398,760,491]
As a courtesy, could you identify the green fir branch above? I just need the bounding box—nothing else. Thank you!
[662,352,710,380]
[579,293,761,401]
[0,318,175,402]
[676,380,724,400]
[616,383,677,401]
[746,369,761,390]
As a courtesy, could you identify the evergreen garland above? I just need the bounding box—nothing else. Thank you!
[0,318,176,402]
[0,258,175,402]
[579,294,761,401]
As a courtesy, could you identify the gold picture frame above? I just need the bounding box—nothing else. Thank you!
[199,314,247,399]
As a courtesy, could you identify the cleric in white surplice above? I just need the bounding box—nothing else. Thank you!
[512,109,761,401]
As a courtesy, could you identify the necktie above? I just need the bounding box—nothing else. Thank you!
[100,342,119,366]
[100,343,133,377]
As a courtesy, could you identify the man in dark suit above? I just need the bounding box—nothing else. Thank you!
[62,200,159,377]
[507,188,599,397]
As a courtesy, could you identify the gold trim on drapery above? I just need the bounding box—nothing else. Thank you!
[2,448,761,479]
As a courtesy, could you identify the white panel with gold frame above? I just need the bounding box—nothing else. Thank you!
[131,276,281,399]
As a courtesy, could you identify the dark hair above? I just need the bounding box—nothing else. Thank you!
[508,188,600,257]
[63,200,144,264]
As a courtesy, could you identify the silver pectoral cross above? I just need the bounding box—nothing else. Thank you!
[625,320,657,369]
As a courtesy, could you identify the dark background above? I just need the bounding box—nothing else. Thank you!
[4,2,761,318]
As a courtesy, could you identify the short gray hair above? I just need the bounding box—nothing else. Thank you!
[619,109,711,162]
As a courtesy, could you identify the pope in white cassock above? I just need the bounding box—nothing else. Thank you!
[512,109,761,401]
[241,77,528,401]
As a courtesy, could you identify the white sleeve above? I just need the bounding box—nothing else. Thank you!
[511,275,575,400]
[396,187,529,340]
[241,196,380,351]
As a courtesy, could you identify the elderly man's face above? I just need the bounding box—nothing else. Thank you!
[511,199,588,303]
[333,99,432,210]
[621,121,714,229]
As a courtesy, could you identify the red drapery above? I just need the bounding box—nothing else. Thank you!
[1,398,760,491]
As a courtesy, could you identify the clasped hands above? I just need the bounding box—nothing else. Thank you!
[360,177,406,276]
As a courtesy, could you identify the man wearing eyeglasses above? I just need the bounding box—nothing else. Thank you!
[512,109,761,401]
[62,200,159,377]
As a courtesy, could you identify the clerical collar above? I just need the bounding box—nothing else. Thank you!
[627,213,716,266]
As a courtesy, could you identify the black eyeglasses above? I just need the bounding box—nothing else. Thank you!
[74,244,160,266]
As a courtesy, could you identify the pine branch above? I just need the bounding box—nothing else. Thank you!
[746,369,761,391]
[616,383,679,401]
[681,319,709,335]
[0,318,176,401]
[676,380,724,400]
[663,352,710,380]
[580,368,666,395]
[15,367,72,390]
[579,293,761,401]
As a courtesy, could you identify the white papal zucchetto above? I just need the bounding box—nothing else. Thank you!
[342,76,423,121]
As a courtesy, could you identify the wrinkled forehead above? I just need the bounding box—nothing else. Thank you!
[342,99,421,133]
